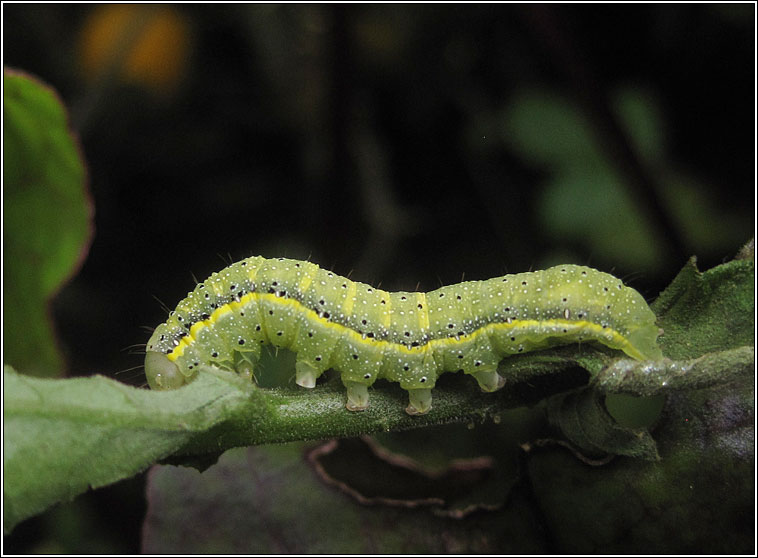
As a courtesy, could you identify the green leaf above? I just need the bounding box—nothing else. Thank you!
[527,364,753,553]
[652,256,754,360]
[3,365,246,533]
[1,362,521,533]
[3,69,93,377]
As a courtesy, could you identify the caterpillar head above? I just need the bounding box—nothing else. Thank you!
[145,351,187,390]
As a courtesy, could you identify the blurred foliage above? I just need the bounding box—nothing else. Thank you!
[503,88,663,270]
[502,87,745,271]
[3,70,92,377]
[77,5,191,97]
[2,3,754,553]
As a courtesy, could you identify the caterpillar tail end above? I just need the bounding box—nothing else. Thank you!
[624,324,665,361]
[472,368,505,392]
[345,381,370,412]
[406,388,432,415]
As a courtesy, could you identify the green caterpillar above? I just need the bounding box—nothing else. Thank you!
[145,256,663,414]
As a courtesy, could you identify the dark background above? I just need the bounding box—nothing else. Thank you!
[3,3,754,552]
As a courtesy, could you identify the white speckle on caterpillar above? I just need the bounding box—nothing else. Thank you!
[145,257,663,415]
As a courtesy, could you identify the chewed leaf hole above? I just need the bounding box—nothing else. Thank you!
[604,393,665,429]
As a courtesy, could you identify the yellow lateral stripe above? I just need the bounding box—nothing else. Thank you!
[168,292,631,361]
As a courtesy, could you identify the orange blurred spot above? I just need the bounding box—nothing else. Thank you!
[78,5,190,96]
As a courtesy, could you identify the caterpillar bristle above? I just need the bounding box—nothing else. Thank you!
[116,364,146,374]
[216,253,234,266]
[114,366,149,385]
[151,295,172,315]
[122,343,147,352]
[621,270,645,285]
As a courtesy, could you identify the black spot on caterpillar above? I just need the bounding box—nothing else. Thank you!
[145,256,663,415]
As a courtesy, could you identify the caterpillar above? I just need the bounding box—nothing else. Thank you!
[145,257,663,415]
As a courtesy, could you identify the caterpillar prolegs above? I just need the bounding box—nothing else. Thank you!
[145,257,663,415]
